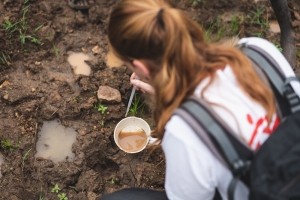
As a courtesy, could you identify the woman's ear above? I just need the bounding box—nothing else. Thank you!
[132,60,151,79]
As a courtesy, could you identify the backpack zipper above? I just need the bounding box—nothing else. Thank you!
[279,172,300,195]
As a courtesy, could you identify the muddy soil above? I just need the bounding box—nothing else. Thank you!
[0,0,299,199]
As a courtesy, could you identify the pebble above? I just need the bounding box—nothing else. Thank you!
[79,130,86,136]
[89,40,97,45]
[31,88,36,92]
[3,94,8,100]
[81,48,88,54]
[92,45,101,55]
[35,61,41,66]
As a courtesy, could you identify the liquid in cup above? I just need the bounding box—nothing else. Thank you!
[118,125,147,152]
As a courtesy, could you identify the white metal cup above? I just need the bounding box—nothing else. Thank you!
[114,117,157,153]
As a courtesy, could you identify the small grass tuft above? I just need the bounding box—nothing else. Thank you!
[272,43,283,52]
[94,102,108,115]
[110,178,115,184]
[21,148,32,170]
[0,52,11,66]
[129,93,145,116]
[51,184,61,193]
[58,193,68,200]
[53,44,59,58]
[1,139,14,152]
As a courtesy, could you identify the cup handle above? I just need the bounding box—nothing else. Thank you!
[148,136,158,145]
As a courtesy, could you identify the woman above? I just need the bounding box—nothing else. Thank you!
[99,0,299,199]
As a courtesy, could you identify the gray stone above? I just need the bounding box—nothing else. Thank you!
[97,86,121,103]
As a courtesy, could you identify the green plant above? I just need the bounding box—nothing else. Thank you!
[58,193,68,200]
[252,32,263,38]
[230,14,240,35]
[53,44,59,58]
[2,3,42,46]
[52,184,61,193]
[192,0,198,6]
[95,102,108,115]
[19,30,42,45]
[2,18,19,35]
[73,96,81,103]
[203,18,225,43]
[272,43,283,52]
[39,186,43,200]
[130,93,145,116]
[1,139,14,151]
[0,52,11,66]
[110,179,115,184]
[100,121,105,126]
[204,20,216,42]
[248,7,269,32]
[297,50,300,58]
[21,148,32,170]
[34,24,43,32]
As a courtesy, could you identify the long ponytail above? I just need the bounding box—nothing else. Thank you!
[108,0,276,142]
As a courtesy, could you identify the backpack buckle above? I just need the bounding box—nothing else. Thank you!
[232,159,251,177]
[283,77,300,113]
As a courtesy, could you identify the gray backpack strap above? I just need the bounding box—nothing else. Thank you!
[174,97,253,200]
[238,43,300,115]
[173,108,229,169]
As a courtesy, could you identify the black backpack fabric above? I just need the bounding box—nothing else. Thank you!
[173,42,300,200]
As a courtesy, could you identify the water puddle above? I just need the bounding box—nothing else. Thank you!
[269,20,280,33]
[35,120,78,163]
[0,154,4,178]
[67,52,91,76]
[106,51,123,68]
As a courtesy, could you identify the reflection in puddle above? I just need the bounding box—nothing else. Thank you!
[106,51,123,68]
[35,120,78,163]
[67,52,91,76]
[269,20,280,33]
[0,154,4,178]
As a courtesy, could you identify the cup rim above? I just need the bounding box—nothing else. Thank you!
[114,117,151,154]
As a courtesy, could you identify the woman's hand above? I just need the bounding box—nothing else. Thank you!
[130,73,155,94]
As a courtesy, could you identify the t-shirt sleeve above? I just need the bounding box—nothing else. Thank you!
[162,116,218,200]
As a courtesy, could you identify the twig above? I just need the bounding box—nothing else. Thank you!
[51,108,59,117]
[155,159,164,167]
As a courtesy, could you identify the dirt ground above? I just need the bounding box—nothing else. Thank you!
[0,0,299,199]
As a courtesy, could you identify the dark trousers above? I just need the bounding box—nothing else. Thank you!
[97,188,168,200]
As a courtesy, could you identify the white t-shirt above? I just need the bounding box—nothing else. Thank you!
[162,37,300,200]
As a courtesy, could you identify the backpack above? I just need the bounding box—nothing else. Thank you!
[173,42,300,200]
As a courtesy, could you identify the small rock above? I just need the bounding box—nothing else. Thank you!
[97,86,121,103]
[79,130,86,136]
[31,88,36,92]
[0,80,11,88]
[92,45,101,55]
[35,61,41,66]
[82,48,88,54]
[38,25,56,42]
[68,29,74,33]
[89,40,97,45]
[3,94,9,100]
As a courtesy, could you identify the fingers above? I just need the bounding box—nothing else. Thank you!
[131,79,155,95]
[130,73,137,85]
